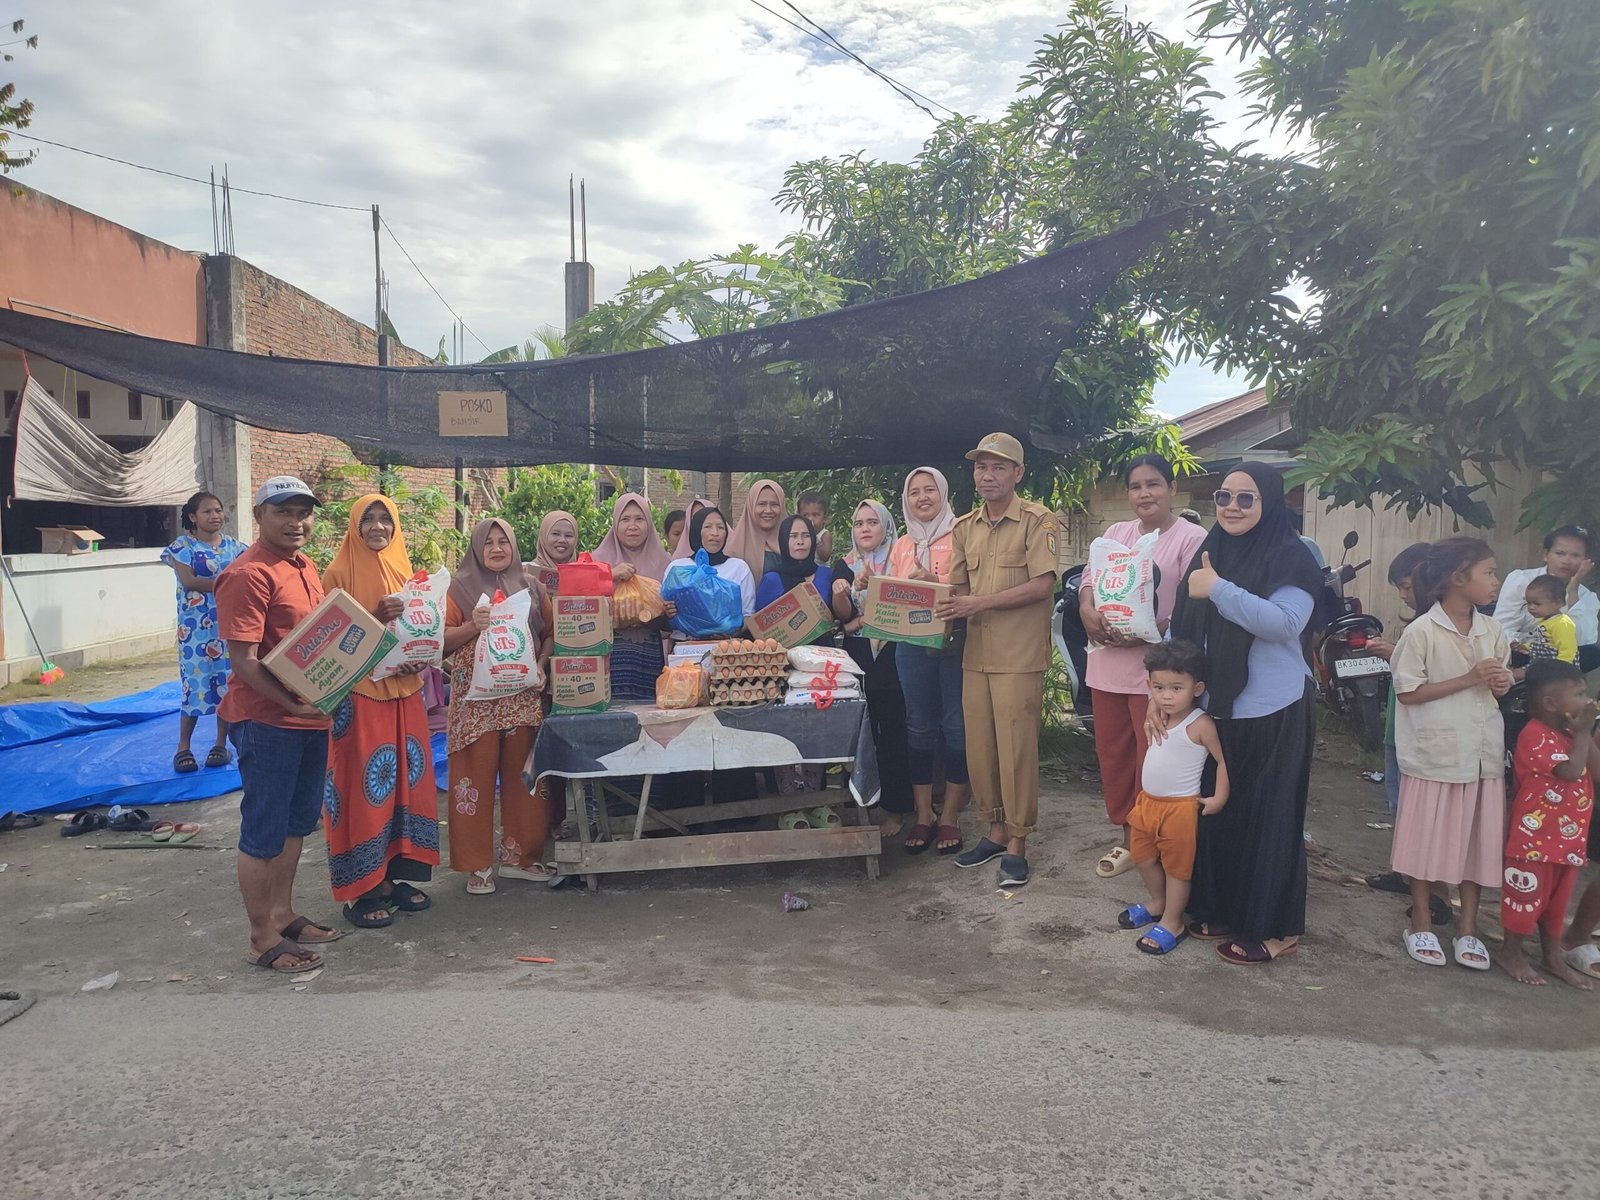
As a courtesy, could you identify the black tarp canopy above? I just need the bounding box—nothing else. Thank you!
[0,211,1182,471]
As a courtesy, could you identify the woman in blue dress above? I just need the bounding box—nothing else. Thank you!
[162,491,246,773]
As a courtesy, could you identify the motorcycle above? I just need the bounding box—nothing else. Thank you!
[1054,566,1095,733]
[1313,530,1389,748]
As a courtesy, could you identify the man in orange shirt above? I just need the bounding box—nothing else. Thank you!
[216,476,340,974]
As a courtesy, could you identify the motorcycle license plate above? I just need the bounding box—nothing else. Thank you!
[1334,655,1388,679]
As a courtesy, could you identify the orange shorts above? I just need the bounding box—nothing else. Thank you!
[1127,790,1200,881]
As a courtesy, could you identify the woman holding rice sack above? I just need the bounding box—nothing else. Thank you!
[321,494,440,929]
[443,518,554,895]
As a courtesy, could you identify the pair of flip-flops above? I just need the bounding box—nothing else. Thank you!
[1403,930,1489,969]
[342,882,431,929]
[780,807,843,832]
[1116,903,1189,955]
[151,822,200,843]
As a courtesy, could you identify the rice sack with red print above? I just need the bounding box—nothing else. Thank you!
[466,589,543,700]
[369,567,450,680]
[1087,530,1160,643]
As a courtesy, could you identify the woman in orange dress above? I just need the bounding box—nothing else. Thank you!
[320,494,440,928]
[443,518,555,895]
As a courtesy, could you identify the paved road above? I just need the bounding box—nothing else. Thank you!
[1,985,1587,1199]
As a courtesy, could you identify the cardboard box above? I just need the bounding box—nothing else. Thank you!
[553,594,614,655]
[38,526,104,555]
[262,588,399,715]
[860,575,954,649]
[549,654,611,715]
[745,580,834,649]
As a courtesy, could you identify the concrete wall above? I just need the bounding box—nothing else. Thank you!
[0,548,174,684]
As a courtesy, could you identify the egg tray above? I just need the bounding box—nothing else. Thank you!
[709,679,786,707]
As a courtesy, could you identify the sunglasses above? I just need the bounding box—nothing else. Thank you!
[1213,489,1259,511]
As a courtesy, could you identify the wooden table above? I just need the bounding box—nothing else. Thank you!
[527,700,882,890]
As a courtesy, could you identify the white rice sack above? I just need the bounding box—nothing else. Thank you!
[785,686,863,706]
[1087,531,1161,643]
[787,644,863,677]
[466,589,543,700]
[370,568,451,680]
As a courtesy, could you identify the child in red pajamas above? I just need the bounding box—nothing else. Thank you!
[1500,659,1598,989]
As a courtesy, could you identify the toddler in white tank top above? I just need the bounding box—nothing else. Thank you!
[1116,641,1229,955]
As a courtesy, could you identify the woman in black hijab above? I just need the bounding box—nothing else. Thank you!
[753,516,854,642]
[1159,463,1324,965]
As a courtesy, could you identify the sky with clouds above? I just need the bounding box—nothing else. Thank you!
[9,0,1257,414]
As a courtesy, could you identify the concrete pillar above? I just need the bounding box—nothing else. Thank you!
[201,255,255,537]
[564,261,595,330]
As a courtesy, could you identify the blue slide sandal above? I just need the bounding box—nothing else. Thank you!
[1117,902,1158,930]
[1136,925,1189,955]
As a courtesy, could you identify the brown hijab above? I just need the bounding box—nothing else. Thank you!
[449,518,544,636]
[592,492,673,579]
[723,479,788,578]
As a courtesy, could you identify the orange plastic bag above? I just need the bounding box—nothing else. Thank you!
[655,662,709,709]
[612,575,666,628]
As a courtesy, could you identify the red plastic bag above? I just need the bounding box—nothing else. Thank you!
[557,551,614,597]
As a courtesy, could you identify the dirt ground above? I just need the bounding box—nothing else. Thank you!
[2,655,1596,1056]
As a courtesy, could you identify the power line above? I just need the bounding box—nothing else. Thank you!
[746,0,956,120]
[7,131,368,211]
[379,215,492,355]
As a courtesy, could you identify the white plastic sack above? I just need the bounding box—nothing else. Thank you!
[1087,531,1161,643]
[466,590,543,700]
[370,568,451,681]
[786,645,863,677]
[784,686,863,706]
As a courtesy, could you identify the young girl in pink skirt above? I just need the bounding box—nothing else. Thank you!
[1390,538,1514,971]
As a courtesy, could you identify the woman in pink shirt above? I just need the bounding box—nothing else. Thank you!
[1081,454,1207,877]
[885,467,969,853]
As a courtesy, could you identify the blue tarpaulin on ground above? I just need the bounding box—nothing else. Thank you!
[0,683,242,814]
[0,684,455,815]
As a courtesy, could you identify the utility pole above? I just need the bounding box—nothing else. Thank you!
[372,204,388,366]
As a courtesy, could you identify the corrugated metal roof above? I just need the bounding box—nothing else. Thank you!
[1177,387,1268,440]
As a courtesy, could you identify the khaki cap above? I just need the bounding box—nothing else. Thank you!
[964,431,1024,467]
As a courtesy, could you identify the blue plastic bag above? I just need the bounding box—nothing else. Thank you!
[661,550,745,638]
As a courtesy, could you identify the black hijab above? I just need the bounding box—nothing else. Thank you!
[772,515,818,591]
[1170,463,1323,719]
[688,506,729,567]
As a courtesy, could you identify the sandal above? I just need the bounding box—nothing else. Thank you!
[498,863,556,884]
[282,916,342,945]
[1451,934,1491,971]
[386,882,432,912]
[204,745,232,769]
[1096,845,1135,878]
[341,893,395,929]
[1186,920,1232,941]
[107,808,155,833]
[61,810,109,837]
[466,868,497,896]
[902,822,935,854]
[778,811,814,831]
[248,938,323,974]
[1219,939,1299,965]
[152,822,200,843]
[809,807,842,830]
[934,824,963,855]
[172,749,198,774]
[1137,925,1189,956]
[0,812,43,832]
[1117,902,1160,930]
[1563,943,1600,979]
[1403,930,1446,966]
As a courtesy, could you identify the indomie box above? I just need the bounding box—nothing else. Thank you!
[553,594,614,655]
[262,589,398,714]
[37,526,104,555]
[860,575,954,649]
[745,580,834,649]
[549,654,611,715]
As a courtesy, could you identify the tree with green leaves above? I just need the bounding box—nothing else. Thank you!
[1197,0,1600,532]
[1,18,38,174]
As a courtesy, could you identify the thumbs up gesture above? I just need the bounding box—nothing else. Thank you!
[1188,551,1221,600]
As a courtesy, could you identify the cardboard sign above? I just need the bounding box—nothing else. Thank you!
[745,580,834,649]
[553,594,614,655]
[262,588,398,714]
[38,526,104,555]
[860,575,954,649]
[550,654,611,715]
[437,390,509,437]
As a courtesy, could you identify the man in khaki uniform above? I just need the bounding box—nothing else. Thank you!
[936,432,1060,888]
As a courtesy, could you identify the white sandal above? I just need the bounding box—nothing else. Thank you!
[1403,930,1446,966]
[498,862,556,883]
[466,868,496,895]
[1563,943,1600,979]
[1452,934,1491,971]
[1096,845,1135,878]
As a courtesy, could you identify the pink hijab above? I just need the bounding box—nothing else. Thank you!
[723,479,788,578]
[591,492,673,580]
